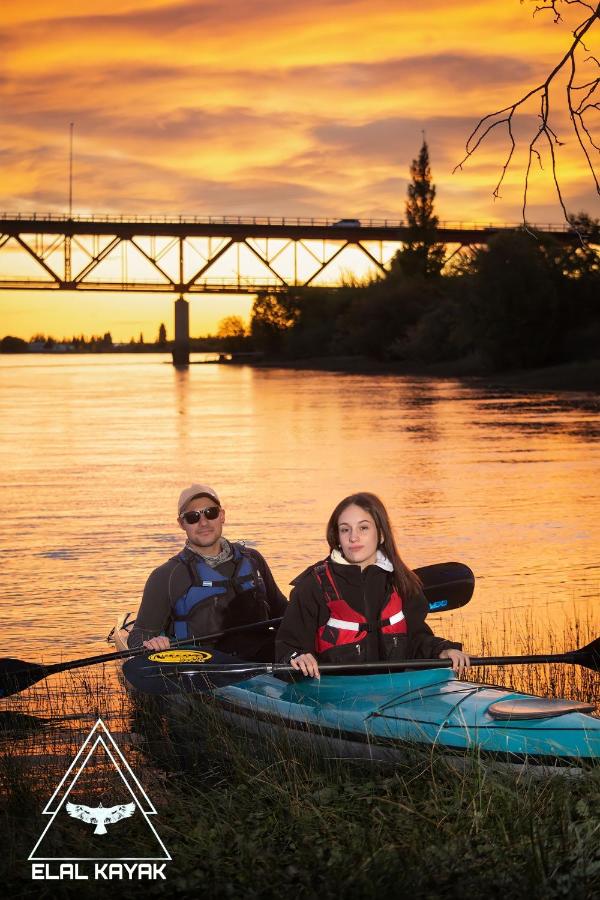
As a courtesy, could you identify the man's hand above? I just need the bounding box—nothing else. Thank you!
[142,636,171,651]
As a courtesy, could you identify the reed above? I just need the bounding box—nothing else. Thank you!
[460,605,599,707]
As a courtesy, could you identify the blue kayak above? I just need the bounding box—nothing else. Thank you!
[117,627,600,774]
[206,668,599,772]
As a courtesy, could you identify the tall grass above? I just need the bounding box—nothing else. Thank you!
[462,606,599,707]
[130,693,600,900]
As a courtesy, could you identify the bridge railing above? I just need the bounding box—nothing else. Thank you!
[0,275,293,290]
[0,212,574,232]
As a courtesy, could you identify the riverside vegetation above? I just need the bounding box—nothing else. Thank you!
[249,142,599,381]
[248,222,600,378]
[0,611,598,899]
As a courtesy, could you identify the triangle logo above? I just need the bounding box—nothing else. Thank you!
[29,718,171,861]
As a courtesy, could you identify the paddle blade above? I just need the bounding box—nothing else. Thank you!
[415,562,475,613]
[122,647,257,695]
[569,636,600,673]
[0,659,50,698]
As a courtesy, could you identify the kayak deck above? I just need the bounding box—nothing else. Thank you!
[214,669,600,766]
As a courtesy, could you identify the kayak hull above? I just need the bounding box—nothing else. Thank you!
[212,670,600,771]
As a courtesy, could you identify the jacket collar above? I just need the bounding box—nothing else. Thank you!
[330,548,393,572]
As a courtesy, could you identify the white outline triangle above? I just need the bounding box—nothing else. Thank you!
[29,718,171,861]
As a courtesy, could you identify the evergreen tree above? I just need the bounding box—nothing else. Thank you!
[390,138,445,279]
[157,322,167,344]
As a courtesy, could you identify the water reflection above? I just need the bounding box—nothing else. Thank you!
[0,356,597,669]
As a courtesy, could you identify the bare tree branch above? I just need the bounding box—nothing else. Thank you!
[454,1,600,226]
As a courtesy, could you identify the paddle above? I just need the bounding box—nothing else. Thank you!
[122,636,600,696]
[0,560,474,699]
[414,561,474,612]
[0,618,282,699]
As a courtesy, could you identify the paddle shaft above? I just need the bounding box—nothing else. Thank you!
[30,617,285,677]
[293,649,594,673]
[141,643,600,677]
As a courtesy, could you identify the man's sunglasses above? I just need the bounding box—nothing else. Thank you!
[180,505,221,524]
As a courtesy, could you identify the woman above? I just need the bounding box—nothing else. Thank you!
[276,492,470,678]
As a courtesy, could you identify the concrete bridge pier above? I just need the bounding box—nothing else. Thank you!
[172,295,190,366]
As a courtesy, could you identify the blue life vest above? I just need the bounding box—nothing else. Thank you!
[172,543,267,640]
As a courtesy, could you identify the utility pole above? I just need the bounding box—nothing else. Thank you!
[68,122,74,218]
[66,122,74,283]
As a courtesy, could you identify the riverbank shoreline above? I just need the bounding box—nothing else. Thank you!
[248,356,600,393]
[3,348,598,392]
[2,665,599,900]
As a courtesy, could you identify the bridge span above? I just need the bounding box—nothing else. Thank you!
[0,213,586,363]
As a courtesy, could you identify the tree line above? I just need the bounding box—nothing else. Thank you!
[0,321,250,354]
[250,141,599,372]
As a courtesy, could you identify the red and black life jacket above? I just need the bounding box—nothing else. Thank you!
[313,561,407,654]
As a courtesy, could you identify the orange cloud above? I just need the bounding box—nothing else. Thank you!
[1,0,598,338]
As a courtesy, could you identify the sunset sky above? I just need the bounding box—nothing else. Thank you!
[1,0,599,340]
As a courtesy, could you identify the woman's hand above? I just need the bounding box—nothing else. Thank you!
[142,636,171,651]
[439,647,470,676]
[290,652,320,679]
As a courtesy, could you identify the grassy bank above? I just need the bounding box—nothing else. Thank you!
[2,697,598,900]
[1,610,598,899]
[163,744,600,900]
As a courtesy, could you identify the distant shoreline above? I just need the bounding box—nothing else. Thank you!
[2,348,598,392]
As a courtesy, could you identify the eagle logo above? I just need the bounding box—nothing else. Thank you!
[66,801,135,835]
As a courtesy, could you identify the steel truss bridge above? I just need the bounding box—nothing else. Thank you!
[0,213,589,363]
[0,213,581,295]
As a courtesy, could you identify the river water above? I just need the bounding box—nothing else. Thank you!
[0,354,598,666]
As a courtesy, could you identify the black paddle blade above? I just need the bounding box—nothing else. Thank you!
[569,636,600,673]
[122,647,257,695]
[0,659,49,698]
[415,562,475,613]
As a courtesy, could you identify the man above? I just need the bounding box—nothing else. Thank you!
[128,484,287,659]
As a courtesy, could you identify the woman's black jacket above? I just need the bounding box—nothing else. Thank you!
[276,558,461,665]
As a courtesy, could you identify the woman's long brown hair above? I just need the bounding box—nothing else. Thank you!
[326,492,422,601]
